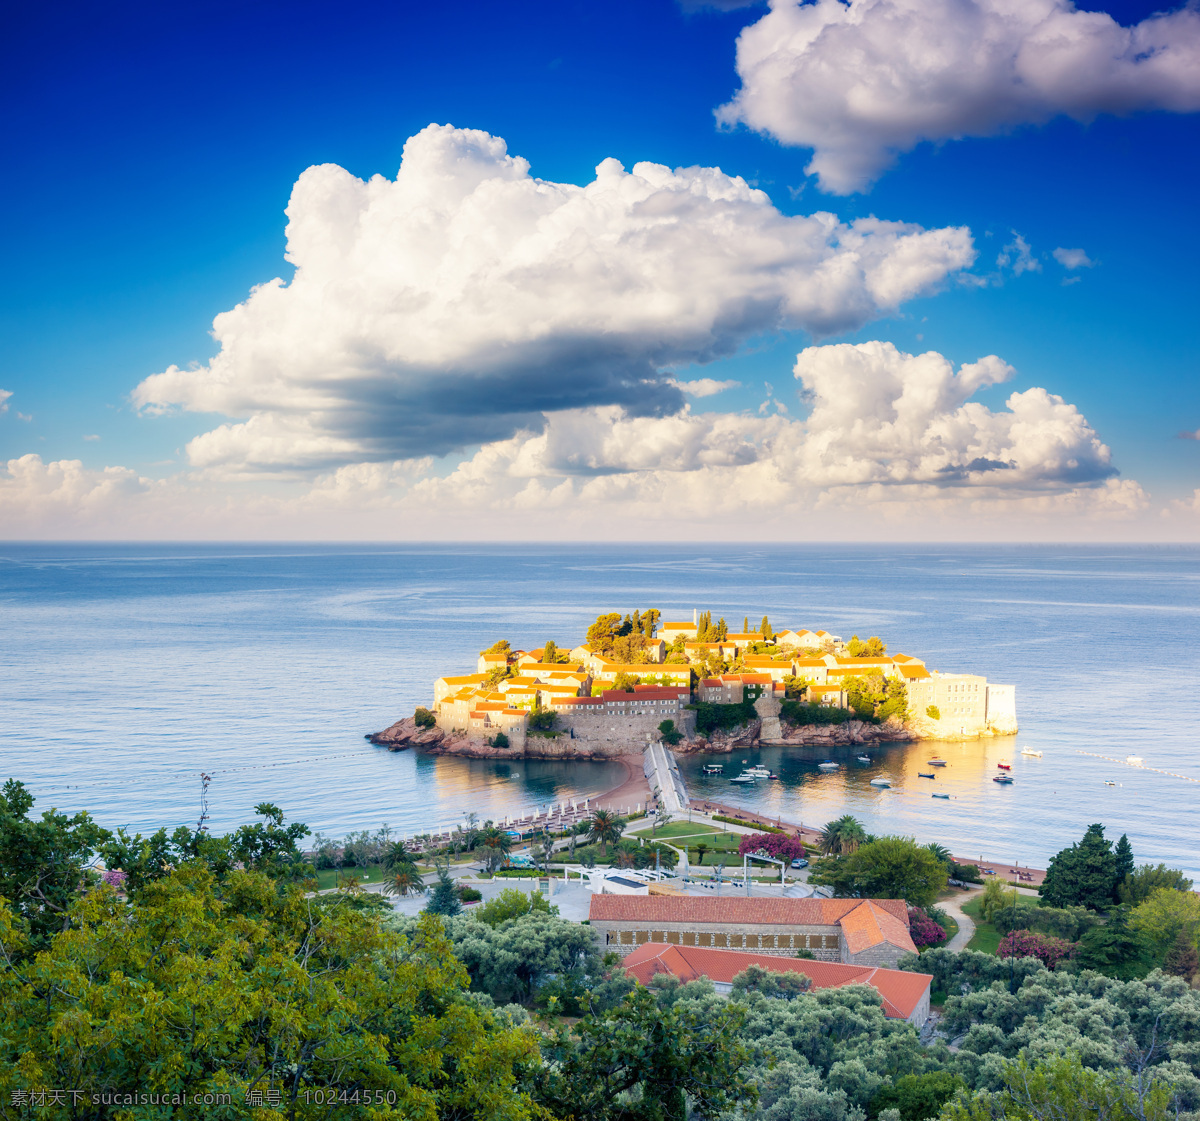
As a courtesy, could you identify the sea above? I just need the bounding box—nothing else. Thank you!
[1,543,1197,878]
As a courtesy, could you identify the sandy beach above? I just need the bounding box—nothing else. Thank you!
[594,753,652,814]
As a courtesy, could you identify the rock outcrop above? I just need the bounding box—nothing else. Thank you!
[366,718,640,760]
[676,715,914,754]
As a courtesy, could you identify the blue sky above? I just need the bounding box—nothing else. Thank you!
[2,0,1198,538]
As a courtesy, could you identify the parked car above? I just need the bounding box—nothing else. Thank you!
[790,858,809,869]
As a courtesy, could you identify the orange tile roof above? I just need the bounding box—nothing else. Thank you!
[899,665,931,679]
[589,895,909,929]
[439,673,489,684]
[700,677,724,687]
[738,673,772,684]
[621,944,931,1020]
[837,900,917,955]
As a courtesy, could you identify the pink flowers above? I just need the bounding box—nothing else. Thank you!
[101,869,127,889]
[737,832,807,864]
[997,929,1077,970]
[908,907,948,947]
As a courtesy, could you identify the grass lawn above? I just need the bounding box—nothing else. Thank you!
[314,864,387,891]
[961,898,1002,955]
[630,822,722,840]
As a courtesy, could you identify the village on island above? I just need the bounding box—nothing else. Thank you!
[373,607,1018,757]
[364,612,1023,1032]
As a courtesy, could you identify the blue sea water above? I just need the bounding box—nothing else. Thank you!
[1,543,1197,878]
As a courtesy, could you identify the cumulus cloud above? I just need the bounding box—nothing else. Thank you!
[670,377,742,397]
[0,389,11,414]
[1053,247,1094,269]
[1179,429,1200,441]
[717,0,1200,193]
[133,124,974,475]
[1,342,1153,539]
[997,233,1040,276]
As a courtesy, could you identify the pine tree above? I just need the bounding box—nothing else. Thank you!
[1113,833,1135,897]
[425,868,463,917]
[1041,824,1118,910]
[1163,928,1199,980]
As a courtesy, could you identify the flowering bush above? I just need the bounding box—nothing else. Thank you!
[908,907,948,948]
[997,928,1078,970]
[101,869,127,890]
[737,832,806,864]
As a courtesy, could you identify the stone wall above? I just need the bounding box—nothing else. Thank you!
[557,708,696,750]
[985,684,1018,734]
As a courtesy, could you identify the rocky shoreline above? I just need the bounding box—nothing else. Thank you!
[367,712,926,759]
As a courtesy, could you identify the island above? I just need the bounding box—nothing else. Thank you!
[368,609,1017,759]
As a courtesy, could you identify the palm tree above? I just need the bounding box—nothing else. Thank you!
[587,809,625,858]
[382,840,417,873]
[926,842,953,866]
[383,867,426,897]
[820,815,866,856]
[476,824,512,855]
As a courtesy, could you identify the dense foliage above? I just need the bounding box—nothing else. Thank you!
[780,700,851,726]
[809,835,949,908]
[738,831,807,864]
[693,697,760,736]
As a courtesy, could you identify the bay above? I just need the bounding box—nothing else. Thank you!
[1,543,1196,878]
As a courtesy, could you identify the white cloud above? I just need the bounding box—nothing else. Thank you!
[717,0,1200,193]
[83,434,101,441]
[997,232,1040,276]
[669,377,741,397]
[133,124,974,475]
[1053,247,1094,269]
[0,389,11,414]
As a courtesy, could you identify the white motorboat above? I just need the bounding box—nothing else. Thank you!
[1020,747,1043,758]
[744,765,772,778]
[856,754,872,763]
[730,772,757,784]
[869,777,891,787]
[817,761,839,770]
[1126,755,1143,766]
[927,758,948,767]
[703,764,724,775]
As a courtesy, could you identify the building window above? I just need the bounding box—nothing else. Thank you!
[698,932,712,947]
[620,930,633,945]
[729,933,744,948]
[651,930,665,943]
[636,930,649,944]
[824,935,839,950]
[682,932,696,946]
[667,931,680,944]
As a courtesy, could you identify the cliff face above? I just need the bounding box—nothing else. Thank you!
[675,715,914,753]
[366,718,639,760]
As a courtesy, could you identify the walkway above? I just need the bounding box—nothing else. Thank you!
[940,888,981,951]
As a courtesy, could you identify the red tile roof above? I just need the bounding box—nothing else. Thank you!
[589,895,908,929]
[621,943,931,1020]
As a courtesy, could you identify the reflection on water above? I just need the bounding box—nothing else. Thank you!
[678,734,1146,870]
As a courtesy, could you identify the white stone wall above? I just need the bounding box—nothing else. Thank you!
[985,684,1018,733]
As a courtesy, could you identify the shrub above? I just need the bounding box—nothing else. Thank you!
[491,732,510,749]
[711,814,785,833]
[694,699,758,736]
[413,706,436,728]
[458,885,482,903]
[909,907,948,948]
[658,719,683,745]
[997,929,1077,970]
[926,704,940,720]
[780,700,850,726]
[736,832,805,864]
[101,869,127,890]
[950,861,983,884]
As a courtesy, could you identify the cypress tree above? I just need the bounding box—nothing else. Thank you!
[1113,833,1135,896]
[743,616,749,634]
[761,615,773,639]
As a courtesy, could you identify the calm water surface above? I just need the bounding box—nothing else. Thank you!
[1,544,1197,877]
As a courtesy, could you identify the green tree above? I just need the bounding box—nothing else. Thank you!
[612,671,642,692]
[743,615,749,633]
[484,638,511,655]
[414,705,436,728]
[1163,928,1199,980]
[730,964,812,1000]
[0,779,111,952]
[587,810,626,857]
[1074,905,1157,979]
[926,704,941,720]
[1113,832,1135,890]
[1040,823,1119,910]
[477,823,513,855]
[535,984,755,1121]
[426,866,464,916]
[658,719,682,745]
[809,836,948,908]
[979,877,1016,921]
[587,613,625,654]
[474,887,558,927]
[818,814,867,855]
[871,1070,964,1121]
[695,843,709,866]
[383,865,427,897]
[1129,886,1200,959]
[492,731,511,748]
[760,615,773,639]
[1118,863,1194,905]
[0,866,544,1120]
[941,1053,1181,1121]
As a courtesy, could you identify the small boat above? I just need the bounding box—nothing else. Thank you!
[1104,780,1117,786]
[869,777,891,787]
[730,773,757,784]
[1020,747,1042,758]
[932,792,950,799]
[1126,755,1143,765]
[856,754,872,764]
[997,762,1011,770]
[992,774,1014,784]
[918,771,935,779]
[744,765,772,778]
[703,764,724,775]
[817,761,839,770]
[927,759,948,767]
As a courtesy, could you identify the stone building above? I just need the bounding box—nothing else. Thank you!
[588,896,917,968]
